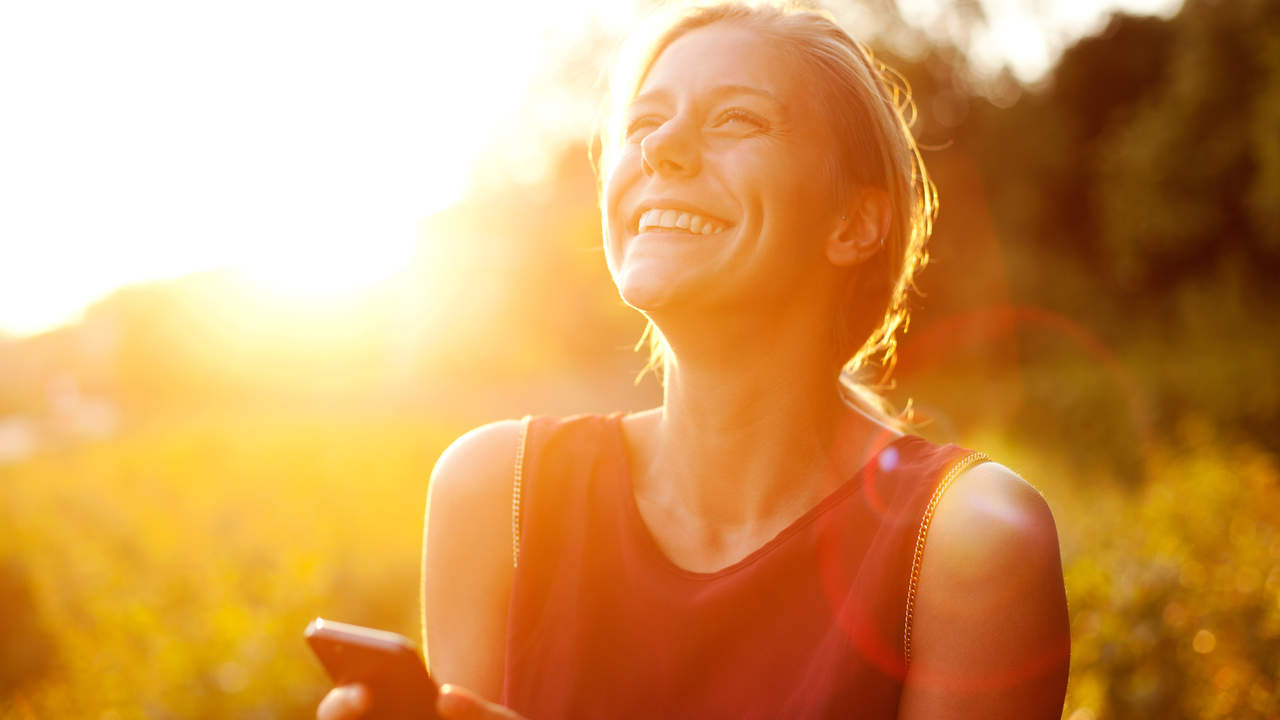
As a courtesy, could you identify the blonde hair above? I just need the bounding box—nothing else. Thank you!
[597,1,936,424]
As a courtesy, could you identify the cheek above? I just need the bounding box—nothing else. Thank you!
[601,152,639,265]
[769,152,839,230]
[601,180,623,275]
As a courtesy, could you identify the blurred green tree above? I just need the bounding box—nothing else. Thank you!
[958,0,1280,463]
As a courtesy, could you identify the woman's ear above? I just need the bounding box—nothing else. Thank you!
[826,187,891,267]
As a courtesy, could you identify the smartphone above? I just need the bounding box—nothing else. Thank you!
[305,617,440,719]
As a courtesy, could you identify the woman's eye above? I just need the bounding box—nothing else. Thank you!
[713,109,767,130]
[626,117,661,141]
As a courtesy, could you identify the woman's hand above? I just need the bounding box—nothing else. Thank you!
[316,683,370,719]
[314,682,524,720]
[436,684,527,720]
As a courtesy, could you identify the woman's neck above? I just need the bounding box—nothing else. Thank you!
[629,325,897,540]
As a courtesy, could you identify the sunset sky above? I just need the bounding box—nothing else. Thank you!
[0,0,1179,337]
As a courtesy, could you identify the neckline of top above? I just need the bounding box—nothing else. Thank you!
[607,411,916,582]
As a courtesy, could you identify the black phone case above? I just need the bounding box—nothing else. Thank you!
[306,618,440,720]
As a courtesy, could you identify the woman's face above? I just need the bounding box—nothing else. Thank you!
[602,24,844,318]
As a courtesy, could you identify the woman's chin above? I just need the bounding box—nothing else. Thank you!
[614,267,689,312]
[617,280,675,312]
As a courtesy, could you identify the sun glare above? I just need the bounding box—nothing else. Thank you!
[0,0,617,336]
[234,236,419,303]
[0,0,1180,337]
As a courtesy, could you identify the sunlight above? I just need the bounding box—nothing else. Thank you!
[233,233,418,303]
[0,0,617,336]
[0,0,1182,337]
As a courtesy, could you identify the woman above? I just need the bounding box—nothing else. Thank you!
[321,3,1070,718]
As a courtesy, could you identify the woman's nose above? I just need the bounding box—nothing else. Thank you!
[640,118,700,178]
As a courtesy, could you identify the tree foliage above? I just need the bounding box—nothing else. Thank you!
[937,0,1280,463]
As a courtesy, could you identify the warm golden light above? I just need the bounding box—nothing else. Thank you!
[0,0,626,336]
[0,0,1177,338]
[4,0,1275,718]
[234,238,418,304]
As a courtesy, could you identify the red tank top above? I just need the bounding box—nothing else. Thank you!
[500,411,983,719]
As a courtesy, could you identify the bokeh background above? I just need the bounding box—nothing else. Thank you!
[2,0,1278,717]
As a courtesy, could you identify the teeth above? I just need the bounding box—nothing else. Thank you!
[638,208,728,234]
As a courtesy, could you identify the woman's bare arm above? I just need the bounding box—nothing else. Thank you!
[898,462,1070,719]
[421,420,523,699]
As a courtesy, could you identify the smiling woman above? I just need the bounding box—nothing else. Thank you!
[600,7,935,416]
[318,3,1070,719]
[605,26,833,315]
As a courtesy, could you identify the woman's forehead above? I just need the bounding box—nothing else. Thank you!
[636,24,804,105]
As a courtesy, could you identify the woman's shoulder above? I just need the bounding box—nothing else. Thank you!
[518,408,660,465]
[428,409,647,502]
[424,419,528,583]
[908,455,1061,597]
[899,459,1070,716]
[430,418,527,500]
[927,460,1059,566]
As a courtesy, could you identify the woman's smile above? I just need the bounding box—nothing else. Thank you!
[636,208,729,236]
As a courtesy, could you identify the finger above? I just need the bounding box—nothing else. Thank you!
[317,683,370,720]
[436,684,522,720]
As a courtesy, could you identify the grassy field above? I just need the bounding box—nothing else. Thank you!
[2,414,1277,718]
[0,415,456,720]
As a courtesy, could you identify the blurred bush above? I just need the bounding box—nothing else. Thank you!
[0,557,58,700]
[0,417,453,719]
[986,420,1280,719]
